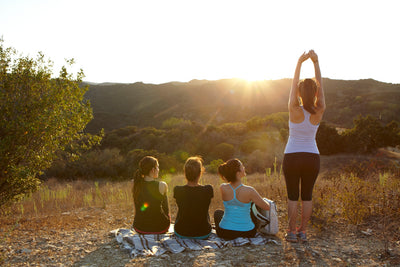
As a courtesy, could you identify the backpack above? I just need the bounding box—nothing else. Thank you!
[251,198,279,235]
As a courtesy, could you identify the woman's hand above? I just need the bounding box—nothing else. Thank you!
[298,51,309,64]
[309,49,318,63]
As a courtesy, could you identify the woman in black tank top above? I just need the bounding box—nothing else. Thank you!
[132,156,170,234]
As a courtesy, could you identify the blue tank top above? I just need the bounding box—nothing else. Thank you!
[284,107,320,154]
[219,184,255,231]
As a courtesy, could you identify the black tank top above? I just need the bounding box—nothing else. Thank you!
[133,180,170,233]
[173,185,213,237]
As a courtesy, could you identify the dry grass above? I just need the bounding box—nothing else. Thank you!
[2,153,400,266]
[1,163,400,242]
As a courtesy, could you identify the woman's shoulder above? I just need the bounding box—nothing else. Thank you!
[219,183,230,189]
[241,184,257,193]
[203,184,213,189]
[204,184,214,196]
[158,181,168,195]
[173,184,184,192]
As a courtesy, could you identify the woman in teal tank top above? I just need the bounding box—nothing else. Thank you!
[214,159,270,240]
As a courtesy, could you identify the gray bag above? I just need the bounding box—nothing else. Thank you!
[251,198,279,235]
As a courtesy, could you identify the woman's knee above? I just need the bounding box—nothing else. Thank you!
[214,209,224,227]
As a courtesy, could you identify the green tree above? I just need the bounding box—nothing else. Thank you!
[212,142,235,161]
[316,121,343,155]
[342,115,387,153]
[205,159,224,174]
[0,41,93,207]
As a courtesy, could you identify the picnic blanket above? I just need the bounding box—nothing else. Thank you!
[111,225,280,258]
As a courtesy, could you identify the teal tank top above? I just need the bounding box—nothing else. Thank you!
[219,184,255,231]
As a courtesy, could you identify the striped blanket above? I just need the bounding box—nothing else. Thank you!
[111,226,279,258]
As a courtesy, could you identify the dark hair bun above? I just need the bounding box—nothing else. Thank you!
[218,163,227,177]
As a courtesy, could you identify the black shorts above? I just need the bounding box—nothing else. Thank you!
[282,152,320,201]
[213,209,257,240]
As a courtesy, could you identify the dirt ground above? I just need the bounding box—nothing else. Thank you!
[1,149,400,266]
[1,203,399,267]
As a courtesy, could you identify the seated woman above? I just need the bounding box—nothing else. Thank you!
[132,156,170,234]
[174,156,213,239]
[214,159,270,240]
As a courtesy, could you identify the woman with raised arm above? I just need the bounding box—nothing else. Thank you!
[283,50,325,242]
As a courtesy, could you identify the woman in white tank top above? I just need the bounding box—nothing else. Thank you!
[283,50,326,242]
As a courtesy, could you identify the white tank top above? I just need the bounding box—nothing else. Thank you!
[284,107,320,154]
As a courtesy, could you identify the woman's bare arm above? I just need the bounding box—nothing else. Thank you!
[309,50,325,111]
[250,188,270,211]
[288,52,309,111]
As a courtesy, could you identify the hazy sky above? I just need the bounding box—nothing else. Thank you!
[1,0,399,84]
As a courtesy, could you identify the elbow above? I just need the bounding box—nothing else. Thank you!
[263,204,271,211]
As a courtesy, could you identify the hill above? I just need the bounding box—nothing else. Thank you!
[83,78,400,133]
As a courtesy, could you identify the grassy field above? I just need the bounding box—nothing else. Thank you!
[1,152,400,266]
[3,155,399,238]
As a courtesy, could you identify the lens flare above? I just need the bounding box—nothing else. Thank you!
[140,202,149,211]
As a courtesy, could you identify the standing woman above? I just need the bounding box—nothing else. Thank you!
[283,50,325,242]
[214,159,270,240]
[132,156,170,234]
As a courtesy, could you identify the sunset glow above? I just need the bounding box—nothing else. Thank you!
[1,0,399,84]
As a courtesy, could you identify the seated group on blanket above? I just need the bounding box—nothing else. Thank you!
[132,155,270,240]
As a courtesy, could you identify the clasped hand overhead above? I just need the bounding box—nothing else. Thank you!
[298,50,318,64]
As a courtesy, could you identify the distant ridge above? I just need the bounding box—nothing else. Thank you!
[83,78,400,133]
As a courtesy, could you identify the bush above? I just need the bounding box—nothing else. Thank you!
[212,143,235,161]
[205,159,224,174]
[316,121,343,155]
[0,41,93,207]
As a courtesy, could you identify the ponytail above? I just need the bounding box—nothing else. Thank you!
[299,79,317,114]
[132,156,158,200]
[132,169,144,201]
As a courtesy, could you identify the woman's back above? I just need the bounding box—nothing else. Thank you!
[133,180,170,233]
[174,184,213,237]
[219,184,254,231]
[285,107,319,154]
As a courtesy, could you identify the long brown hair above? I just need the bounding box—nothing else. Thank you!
[218,159,241,182]
[298,78,318,114]
[132,156,158,200]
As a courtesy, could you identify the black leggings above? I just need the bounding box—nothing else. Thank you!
[282,152,320,201]
[213,209,257,240]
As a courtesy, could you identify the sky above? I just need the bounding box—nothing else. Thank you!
[1,0,399,84]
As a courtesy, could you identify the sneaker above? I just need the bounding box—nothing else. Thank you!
[297,230,307,242]
[285,231,298,243]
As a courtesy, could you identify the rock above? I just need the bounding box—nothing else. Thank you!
[361,229,372,236]
[245,254,257,263]
[333,257,342,262]
[311,249,320,256]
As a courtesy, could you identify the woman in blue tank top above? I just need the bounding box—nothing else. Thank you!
[213,159,270,240]
[283,50,326,243]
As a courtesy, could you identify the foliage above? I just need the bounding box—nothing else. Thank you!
[48,112,399,181]
[212,143,235,161]
[316,122,342,155]
[341,115,400,153]
[83,78,400,133]
[161,117,191,129]
[0,41,93,207]
[205,159,224,174]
